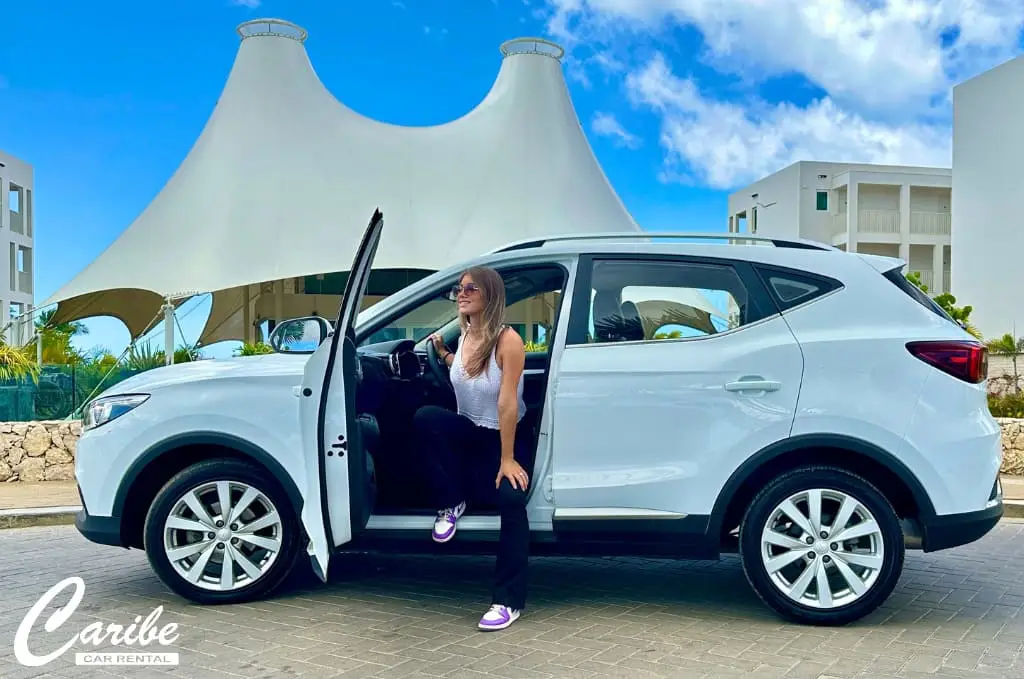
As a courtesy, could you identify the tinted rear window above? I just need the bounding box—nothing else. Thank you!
[752,264,843,312]
[882,269,956,323]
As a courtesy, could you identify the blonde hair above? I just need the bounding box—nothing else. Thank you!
[458,266,506,378]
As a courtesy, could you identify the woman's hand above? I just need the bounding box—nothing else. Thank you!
[496,458,529,491]
[429,334,446,355]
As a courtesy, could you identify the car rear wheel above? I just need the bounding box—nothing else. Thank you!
[739,465,904,626]
[143,458,302,604]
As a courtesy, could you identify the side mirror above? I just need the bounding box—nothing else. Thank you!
[269,317,331,354]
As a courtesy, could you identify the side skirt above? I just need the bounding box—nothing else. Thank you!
[342,513,720,559]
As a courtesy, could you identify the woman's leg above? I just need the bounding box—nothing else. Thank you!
[476,427,531,630]
[412,405,473,542]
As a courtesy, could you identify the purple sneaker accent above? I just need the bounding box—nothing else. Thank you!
[432,501,466,543]
[478,604,520,631]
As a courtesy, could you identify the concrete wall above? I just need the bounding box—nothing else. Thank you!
[952,55,1024,340]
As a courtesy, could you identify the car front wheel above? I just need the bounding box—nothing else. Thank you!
[739,465,904,626]
[143,458,302,604]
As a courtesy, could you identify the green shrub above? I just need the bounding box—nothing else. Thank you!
[988,392,1024,418]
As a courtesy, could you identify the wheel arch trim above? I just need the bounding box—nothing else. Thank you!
[709,433,937,536]
[112,431,305,519]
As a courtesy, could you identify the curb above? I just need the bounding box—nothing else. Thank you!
[0,506,80,530]
[1003,500,1024,519]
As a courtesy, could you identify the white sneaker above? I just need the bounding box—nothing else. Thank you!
[478,604,521,631]
[432,501,466,543]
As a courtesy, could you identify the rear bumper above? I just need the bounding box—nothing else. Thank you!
[920,480,1003,552]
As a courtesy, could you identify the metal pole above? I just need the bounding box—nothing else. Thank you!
[163,299,175,365]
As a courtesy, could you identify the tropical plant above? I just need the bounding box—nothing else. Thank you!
[987,333,1024,393]
[905,271,982,339]
[33,308,90,364]
[234,342,274,356]
[35,308,89,338]
[0,341,40,382]
[125,343,166,371]
[174,342,203,363]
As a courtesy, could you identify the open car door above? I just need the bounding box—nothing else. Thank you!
[299,209,384,582]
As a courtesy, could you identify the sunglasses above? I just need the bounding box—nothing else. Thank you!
[449,283,481,299]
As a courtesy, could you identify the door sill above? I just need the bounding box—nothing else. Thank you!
[367,514,501,531]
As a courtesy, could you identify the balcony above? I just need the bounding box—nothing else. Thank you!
[910,211,951,236]
[831,210,951,239]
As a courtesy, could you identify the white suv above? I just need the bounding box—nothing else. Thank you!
[74,211,1003,626]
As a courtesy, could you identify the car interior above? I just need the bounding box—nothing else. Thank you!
[351,264,568,516]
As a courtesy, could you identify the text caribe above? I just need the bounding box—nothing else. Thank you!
[14,577,179,667]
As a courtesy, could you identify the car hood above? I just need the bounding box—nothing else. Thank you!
[97,353,309,398]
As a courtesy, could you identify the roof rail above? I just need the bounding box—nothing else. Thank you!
[490,232,835,254]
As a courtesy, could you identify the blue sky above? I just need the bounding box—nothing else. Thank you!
[1,0,1021,359]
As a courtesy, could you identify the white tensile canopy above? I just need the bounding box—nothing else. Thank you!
[41,18,640,347]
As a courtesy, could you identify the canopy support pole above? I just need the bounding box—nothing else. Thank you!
[162,298,175,365]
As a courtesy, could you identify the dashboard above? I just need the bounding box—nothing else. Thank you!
[357,338,425,382]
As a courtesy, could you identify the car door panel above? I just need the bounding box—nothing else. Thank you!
[298,209,383,581]
[548,254,803,528]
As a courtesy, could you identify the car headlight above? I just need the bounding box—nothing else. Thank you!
[82,394,150,431]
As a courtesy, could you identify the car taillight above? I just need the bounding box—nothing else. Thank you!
[906,340,987,383]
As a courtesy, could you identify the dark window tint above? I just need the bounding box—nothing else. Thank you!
[816,191,829,211]
[882,268,957,324]
[754,265,842,312]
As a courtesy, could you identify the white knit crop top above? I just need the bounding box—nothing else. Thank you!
[450,328,526,430]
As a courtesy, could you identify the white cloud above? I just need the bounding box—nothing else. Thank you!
[592,112,643,149]
[544,0,1024,112]
[626,53,951,190]
[539,0,1023,189]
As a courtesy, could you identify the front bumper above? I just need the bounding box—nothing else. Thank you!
[74,484,125,548]
[920,478,1003,552]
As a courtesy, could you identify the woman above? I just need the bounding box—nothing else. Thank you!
[413,265,531,631]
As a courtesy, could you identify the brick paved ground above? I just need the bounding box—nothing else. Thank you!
[2,522,1024,679]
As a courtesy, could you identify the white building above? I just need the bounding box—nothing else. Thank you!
[727,161,952,294]
[951,55,1024,341]
[0,150,35,344]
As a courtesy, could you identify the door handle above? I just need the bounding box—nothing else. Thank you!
[724,378,781,392]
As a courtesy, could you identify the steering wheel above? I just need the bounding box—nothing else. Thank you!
[425,338,453,391]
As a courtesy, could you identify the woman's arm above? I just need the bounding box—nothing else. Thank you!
[495,328,528,488]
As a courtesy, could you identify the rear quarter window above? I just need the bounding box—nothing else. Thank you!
[752,264,843,312]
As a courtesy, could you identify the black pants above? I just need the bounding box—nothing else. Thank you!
[413,404,530,611]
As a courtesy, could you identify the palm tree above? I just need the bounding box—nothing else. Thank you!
[987,333,1024,393]
[35,308,88,338]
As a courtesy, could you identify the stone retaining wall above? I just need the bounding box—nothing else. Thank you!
[0,421,81,483]
[1,418,1023,482]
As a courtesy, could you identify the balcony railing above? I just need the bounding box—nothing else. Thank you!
[832,210,951,238]
[910,211,951,236]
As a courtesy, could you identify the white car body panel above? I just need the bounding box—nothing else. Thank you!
[75,354,308,517]
[550,313,804,517]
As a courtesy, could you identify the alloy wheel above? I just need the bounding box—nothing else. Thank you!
[162,480,284,592]
[759,488,885,609]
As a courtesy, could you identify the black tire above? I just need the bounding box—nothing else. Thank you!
[143,458,303,605]
[739,465,904,626]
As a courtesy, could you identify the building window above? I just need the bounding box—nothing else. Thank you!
[816,191,829,211]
